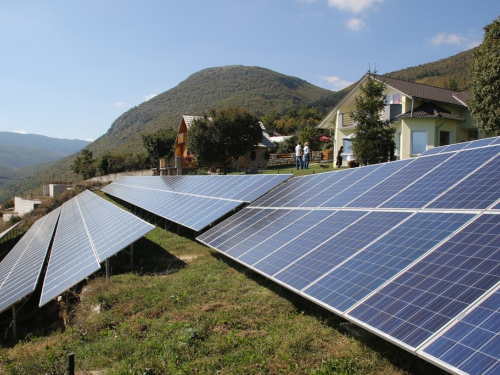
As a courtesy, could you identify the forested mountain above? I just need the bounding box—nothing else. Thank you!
[0,132,90,155]
[0,50,475,203]
[92,65,344,155]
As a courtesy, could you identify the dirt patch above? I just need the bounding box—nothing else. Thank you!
[179,254,198,262]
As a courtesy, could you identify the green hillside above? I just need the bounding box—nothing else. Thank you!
[91,65,344,155]
[384,48,474,91]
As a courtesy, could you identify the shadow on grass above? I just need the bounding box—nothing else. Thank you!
[209,251,447,375]
[102,236,186,276]
[0,236,186,346]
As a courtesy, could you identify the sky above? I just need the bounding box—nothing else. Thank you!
[0,1,498,142]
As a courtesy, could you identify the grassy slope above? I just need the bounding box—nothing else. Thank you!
[0,189,445,374]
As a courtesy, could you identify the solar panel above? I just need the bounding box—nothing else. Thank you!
[381,146,500,209]
[427,152,500,210]
[0,208,60,313]
[197,137,500,374]
[346,153,454,208]
[421,284,500,375]
[0,222,20,242]
[101,175,291,231]
[348,213,500,350]
[40,191,154,306]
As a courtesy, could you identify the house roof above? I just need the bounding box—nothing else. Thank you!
[371,74,470,107]
[397,102,466,122]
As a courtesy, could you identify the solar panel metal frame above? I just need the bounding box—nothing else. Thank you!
[0,208,60,313]
[40,190,154,306]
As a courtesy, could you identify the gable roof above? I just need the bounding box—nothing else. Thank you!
[371,74,470,107]
[397,102,465,122]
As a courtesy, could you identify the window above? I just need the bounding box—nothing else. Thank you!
[439,131,450,146]
[393,94,400,104]
[343,139,352,154]
[395,132,401,157]
[411,130,427,155]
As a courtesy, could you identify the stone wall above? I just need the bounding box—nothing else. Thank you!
[90,169,153,183]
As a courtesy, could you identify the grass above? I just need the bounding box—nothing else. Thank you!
[0,197,446,374]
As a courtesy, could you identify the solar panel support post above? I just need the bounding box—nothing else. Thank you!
[130,243,134,267]
[11,305,17,340]
[65,291,70,323]
[106,259,110,281]
[67,353,75,375]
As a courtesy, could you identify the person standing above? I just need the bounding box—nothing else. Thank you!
[303,142,310,169]
[336,146,344,168]
[295,141,303,170]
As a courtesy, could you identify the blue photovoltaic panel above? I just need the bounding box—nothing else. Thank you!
[381,146,500,209]
[0,208,60,313]
[438,141,472,153]
[228,210,307,261]
[279,170,358,207]
[463,137,499,150]
[321,159,414,208]
[428,152,500,210]
[420,145,448,156]
[102,175,290,231]
[40,191,154,306]
[305,212,474,313]
[348,213,500,350]
[346,153,454,208]
[492,137,500,145]
[297,166,381,208]
[422,286,500,375]
[76,190,154,261]
[40,198,100,306]
[245,210,338,275]
[248,174,325,208]
[272,210,379,290]
[197,208,273,247]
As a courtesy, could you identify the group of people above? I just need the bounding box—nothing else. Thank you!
[295,141,310,170]
[295,142,345,170]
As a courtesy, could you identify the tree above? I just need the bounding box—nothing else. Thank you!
[141,128,177,174]
[350,71,396,165]
[469,16,500,136]
[187,107,263,174]
[97,151,113,176]
[299,122,322,151]
[71,149,95,180]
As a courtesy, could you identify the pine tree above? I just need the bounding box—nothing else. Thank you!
[350,71,395,165]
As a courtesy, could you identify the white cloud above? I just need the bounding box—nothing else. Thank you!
[143,93,158,101]
[346,17,367,31]
[431,32,468,46]
[327,0,383,13]
[13,130,27,134]
[319,76,353,90]
[115,101,126,106]
[86,138,95,142]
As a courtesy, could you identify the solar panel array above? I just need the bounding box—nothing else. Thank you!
[0,208,60,313]
[198,137,500,375]
[101,174,291,231]
[40,190,154,306]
